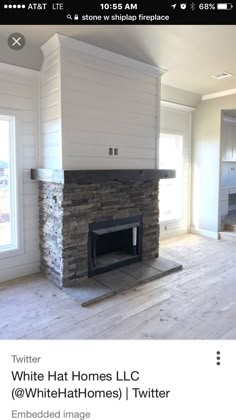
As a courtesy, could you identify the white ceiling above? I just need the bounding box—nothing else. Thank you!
[0,25,236,96]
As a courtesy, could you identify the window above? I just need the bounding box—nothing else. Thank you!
[0,115,18,252]
[159,133,183,222]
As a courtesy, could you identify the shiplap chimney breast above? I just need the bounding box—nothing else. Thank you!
[40,34,165,170]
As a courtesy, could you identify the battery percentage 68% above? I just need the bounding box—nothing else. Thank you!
[199,3,216,9]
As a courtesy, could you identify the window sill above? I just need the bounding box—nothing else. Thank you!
[0,245,24,260]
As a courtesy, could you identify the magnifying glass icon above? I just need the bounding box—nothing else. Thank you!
[67,14,72,19]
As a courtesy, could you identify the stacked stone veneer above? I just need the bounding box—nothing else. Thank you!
[39,180,159,288]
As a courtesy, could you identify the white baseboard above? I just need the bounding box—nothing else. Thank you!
[190,227,219,240]
[160,226,188,239]
[0,261,40,283]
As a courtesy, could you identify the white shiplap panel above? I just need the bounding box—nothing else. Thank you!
[41,104,60,122]
[23,110,35,122]
[23,134,36,146]
[63,118,155,138]
[60,45,159,170]
[61,132,155,149]
[42,157,61,169]
[0,93,34,110]
[41,77,60,97]
[23,122,35,135]
[39,37,160,170]
[0,80,34,98]
[41,119,61,134]
[42,62,60,80]
[63,157,155,170]
[41,132,60,147]
[62,79,157,107]
[23,181,39,196]
[0,262,40,283]
[41,145,60,158]
[41,91,60,108]
[62,66,157,98]
[65,143,155,160]
[62,95,156,117]
[23,156,38,168]
[23,145,36,160]
[61,48,157,86]
[44,49,60,70]
[40,49,62,169]
[62,106,156,128]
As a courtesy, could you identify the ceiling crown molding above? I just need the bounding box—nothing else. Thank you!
[161,100,195,112]
[202,88,236,101]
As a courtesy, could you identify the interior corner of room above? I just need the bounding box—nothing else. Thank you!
[1,26,236,339]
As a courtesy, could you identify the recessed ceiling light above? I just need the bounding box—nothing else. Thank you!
[212,72,232,80]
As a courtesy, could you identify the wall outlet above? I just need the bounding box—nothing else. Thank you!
[109,148,113,156]
[114,148,118,156]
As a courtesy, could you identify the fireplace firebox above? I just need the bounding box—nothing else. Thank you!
[88,216,142,276]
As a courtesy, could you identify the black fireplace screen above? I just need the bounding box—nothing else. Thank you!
[88,216,142,276]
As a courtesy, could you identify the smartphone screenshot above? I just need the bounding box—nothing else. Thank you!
[0,1,236,419]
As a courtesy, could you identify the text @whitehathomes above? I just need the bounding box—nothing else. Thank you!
[11,369,170,401]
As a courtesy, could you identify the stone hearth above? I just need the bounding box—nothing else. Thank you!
[31,169,175,289]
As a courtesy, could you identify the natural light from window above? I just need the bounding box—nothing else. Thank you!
[159,133,183,222]
[0,115,16,251]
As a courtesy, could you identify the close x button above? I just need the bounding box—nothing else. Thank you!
[8,32,26,50]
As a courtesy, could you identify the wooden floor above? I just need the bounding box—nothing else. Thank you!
[1,233,236,340]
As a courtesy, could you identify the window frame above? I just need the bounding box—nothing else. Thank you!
[0,109,24,259]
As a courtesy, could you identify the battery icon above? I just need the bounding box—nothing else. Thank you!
[217,3,233,9]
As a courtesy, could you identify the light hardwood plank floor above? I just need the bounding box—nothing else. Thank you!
[1,233,236,339]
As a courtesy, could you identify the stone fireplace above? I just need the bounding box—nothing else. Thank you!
[31,169,175,288]
[33,34,180,297]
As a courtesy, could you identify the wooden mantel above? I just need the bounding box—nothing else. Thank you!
[31,169,176,184]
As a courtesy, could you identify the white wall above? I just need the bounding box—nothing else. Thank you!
[161,84,201,108]
[60,46,160,170]
[192,94,236,237]
[160,105,192,238]
[40,48,62,169]
[0,63,40,282]
[40,34,163,170]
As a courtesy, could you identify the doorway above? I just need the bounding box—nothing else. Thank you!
[159,133,183,223]
[159,106,192,238]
